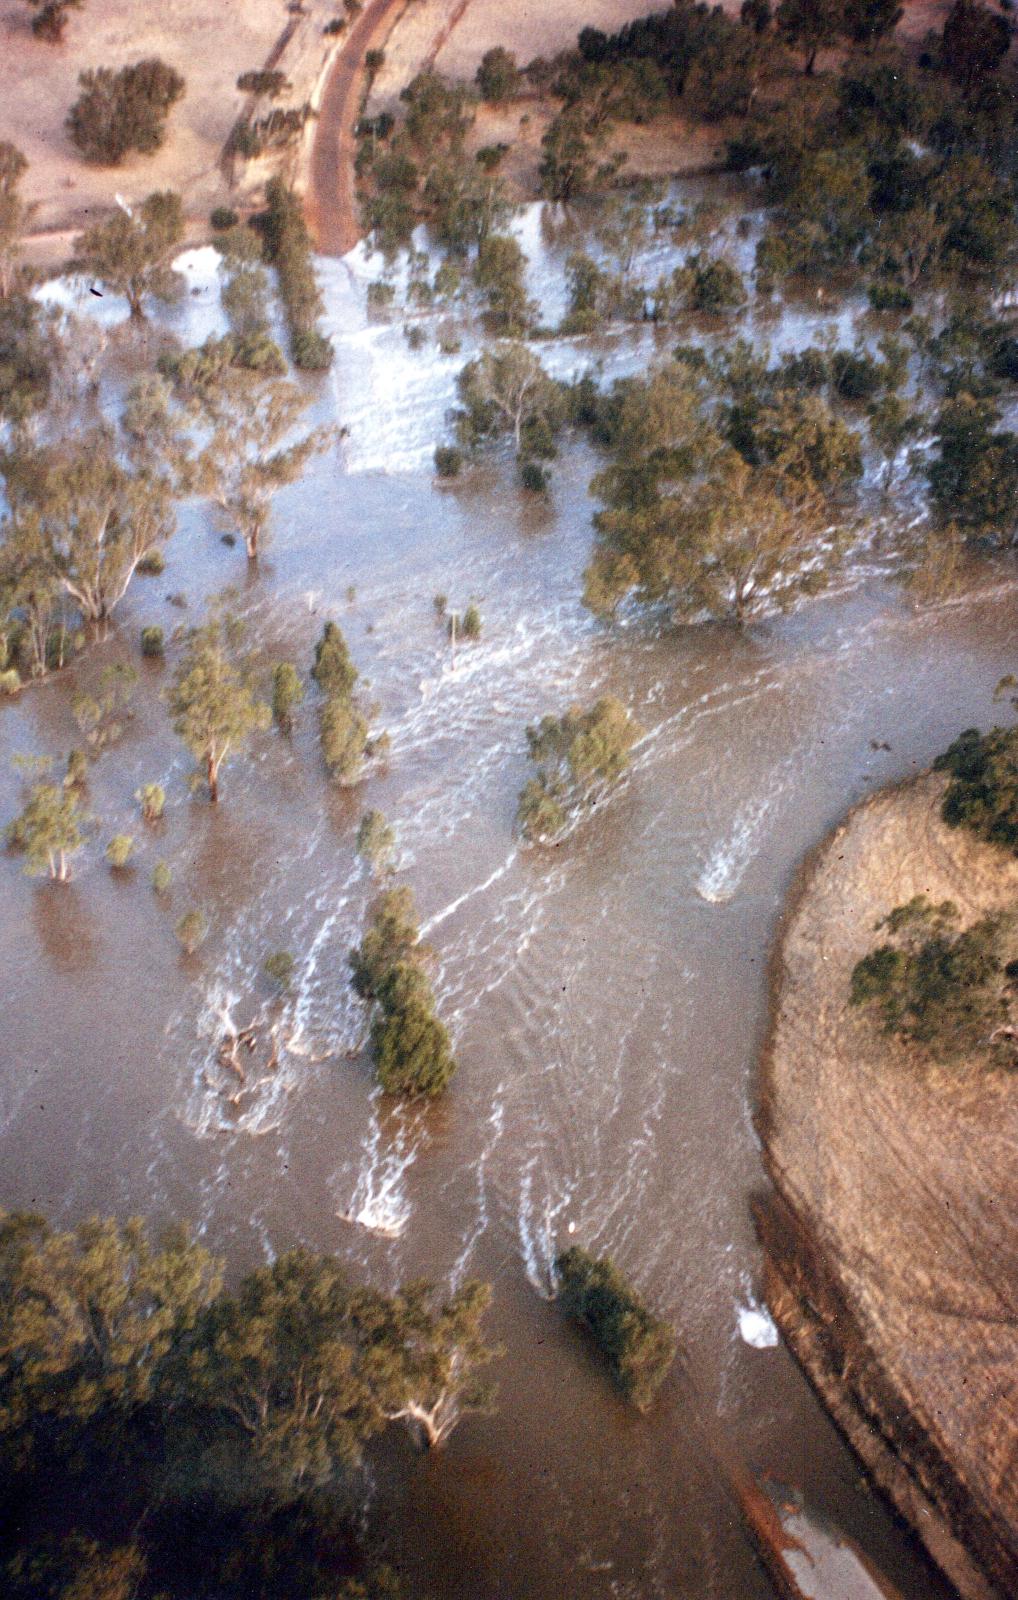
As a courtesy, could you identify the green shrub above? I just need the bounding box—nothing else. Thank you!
[263,949,296,989]
[0,668,20,695]
[476,47,520,103]
[517,696,642,843]
[271,661,304,730]
[65,749,89,789]
[136,549,166,576]
[554,1247,676,1411]
[234,331,287,374]
[106,834,134,869]
[519,460,549,494]
[67,58,185,166]
[935,726,1018,851]
[175,908,208,954]
[868,280,913,313]
[292,329,335,371]
[849,894,1012,1062]
[237,70,290,98]
[140,625,164,658]
[136,782,165,821]
[434,445,463,479]
[152,860,172,894]
[371,991,457,1097]
[210,206,239,231]
[461,603,482,640]
[356,809,396,873]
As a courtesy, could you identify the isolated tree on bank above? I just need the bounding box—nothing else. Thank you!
[5,779,86,880]
[67,59,185,165]
[0,144,29,301]
[71,191,184,320]
[167,615,270,803]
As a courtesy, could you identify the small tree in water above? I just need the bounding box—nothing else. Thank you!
[517,696,643,844]
[5,779,86,880]
[271,661,304,731]
[71,191,185,319]
[357,809,396,874]
[167,615,270,802]
[554,1246,675,1411]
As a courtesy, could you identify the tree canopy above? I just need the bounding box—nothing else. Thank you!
[167,615,270,803]
[67,59,185,166]
[72,191,184,320]
[555,1247,676,1411]
[517,696,642,843]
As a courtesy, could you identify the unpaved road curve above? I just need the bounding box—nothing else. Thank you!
[306,0,412,256]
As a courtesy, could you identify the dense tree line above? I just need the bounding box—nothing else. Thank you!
[555,1246,675,1410]
[0,1209,497,1596]
[350,886,458,1096]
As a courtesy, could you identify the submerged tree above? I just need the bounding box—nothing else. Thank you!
[554,1247,675,1411]
[517,696,643,843]
[71,191,184,319]
[455,344,563,455]
[5,779,86,880]
[167,615,270,802]
[350,886,457,1097]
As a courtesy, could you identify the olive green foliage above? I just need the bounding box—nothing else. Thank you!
[263,949,296,989]
[237,69,290,98]
[71,190,185,318]
[927,395,1018,541]
[0,1210,220,1463]
[271,660,304,731]
[583,356,862,624]
[7,1532,146,1600]
[167,615,270,803]
[476,47,521,103]
[175,907,208,953]
[350,887,457,1097]
[357,809,396,874]
[356,71,512,258]
[434,445,463,478]
[461,603,482,640]
[555,1246,676,1411]
[140,625,164,658]
[849,895,1014,1062]
[312,622,372,785]
[105,833,133,869]
[151,860,171,893]
[67,59,185,166]
[0,296,51,424]
[5,779,87,880]
[517,696,642,843]
[261,179,334,370]
[0,143,29,302]
[934,726,1018,851]
[455,344,562,456]
[136,782,165,821]
[473,234,534,336]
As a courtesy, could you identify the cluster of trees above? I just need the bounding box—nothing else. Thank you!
[517,695,642,843]
[555,1246,675,1411]
[350,886,457,1097]
[0,1209,497,1594]
[261,179,334,370]
[582,351,864,626]
[849,894,1017,1065]
[167,615,271,804]
[355,70,514,260]
[312,621,377,785]
[934,725,1018,850]
[67,58,185,166]
[452,343,562,488]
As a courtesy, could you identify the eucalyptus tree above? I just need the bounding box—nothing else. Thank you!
[5,779,87,880]
[167,615,270,802]
[71,191,184,320]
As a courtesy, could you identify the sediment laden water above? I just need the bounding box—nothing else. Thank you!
[0,192,1005,1596]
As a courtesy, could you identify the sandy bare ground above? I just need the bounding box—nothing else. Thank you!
[760,773,1018,1598]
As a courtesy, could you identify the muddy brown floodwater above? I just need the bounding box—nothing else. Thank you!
[3,227,1014,1597]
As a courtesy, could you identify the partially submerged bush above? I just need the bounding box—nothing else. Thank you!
[136,782,165,822]
[517,696,642,843]
[434,445,463,479]
[105,834,134,869]
[175,908,208,954]
[554,1247,676,1411]
[263,949,296,989]
[271,661,304,731]
[140,625,164,658]
[152,860,171,894]
[350,886,457,1097]
[357,809,396,874]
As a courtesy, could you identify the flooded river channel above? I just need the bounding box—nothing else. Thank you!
[2,205,1013,1596]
